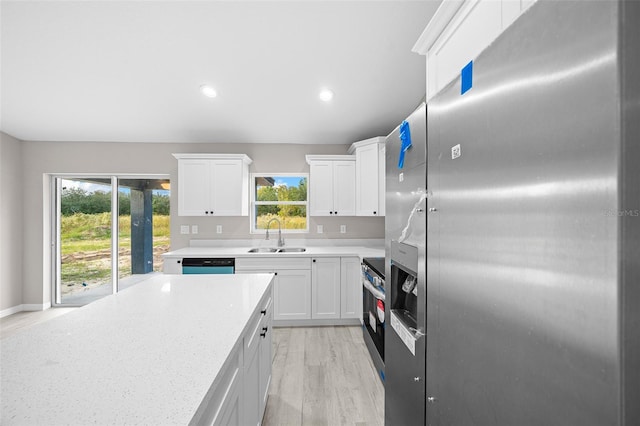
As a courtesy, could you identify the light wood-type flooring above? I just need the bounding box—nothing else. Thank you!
[1,311,384,425]
[264,326,384,426]
[0,307,76,339]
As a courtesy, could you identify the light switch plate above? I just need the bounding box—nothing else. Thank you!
[216,225,223,234]
[340,225,346,234]
[191,225,198,234]
[317,225,323,234]
[180,225,190,234]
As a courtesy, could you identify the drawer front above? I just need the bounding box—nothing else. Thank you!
[235,256,311,271]
[245,290,274,358]
[245,311,263,358]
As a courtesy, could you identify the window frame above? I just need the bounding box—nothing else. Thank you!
[250,172,309,234]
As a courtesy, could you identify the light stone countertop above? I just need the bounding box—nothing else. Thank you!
[162,245,385,259]
[0,273,274,425]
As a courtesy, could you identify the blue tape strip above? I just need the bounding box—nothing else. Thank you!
[461,60,473,95]
[398,120,412,169]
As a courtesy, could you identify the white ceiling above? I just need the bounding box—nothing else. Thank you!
[1,0,441,144]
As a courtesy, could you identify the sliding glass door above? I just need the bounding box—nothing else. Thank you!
[52,175,170,306]
[54,177,115,305]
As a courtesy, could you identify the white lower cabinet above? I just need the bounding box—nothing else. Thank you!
[311,258,341,319]
[236,255,364,325]
[237,271,311,321]
[243,346,260,426]
[236,257,312,322]
[197,286,273,426]
[274,270,312,320]
[243,293,273,426]
[340,257,362,319]
[200,344,242,426]
[216,373,242,426]
[258,306,273,418]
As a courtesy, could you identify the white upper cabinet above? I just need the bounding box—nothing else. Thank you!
[413,0,538,101]
[306,155,356,217]
[173,153,252,216]
[349,137,386,217]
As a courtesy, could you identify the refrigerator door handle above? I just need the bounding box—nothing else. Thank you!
[409,327,425,338]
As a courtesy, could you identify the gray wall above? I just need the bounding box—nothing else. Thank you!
[171,143,385,246]
[0,132,24,312]
[16,140,383,307]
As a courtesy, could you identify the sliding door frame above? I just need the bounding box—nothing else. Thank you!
[49,173,169,307]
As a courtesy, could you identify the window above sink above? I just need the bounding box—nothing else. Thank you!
[250,173,309,234]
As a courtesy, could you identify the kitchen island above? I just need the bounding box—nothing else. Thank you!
[0,273,274,425]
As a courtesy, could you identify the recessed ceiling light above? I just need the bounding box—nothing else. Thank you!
[319,89,334,102]
[200,85,217,98]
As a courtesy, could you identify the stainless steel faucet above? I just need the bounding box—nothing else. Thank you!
[265,218,285,247]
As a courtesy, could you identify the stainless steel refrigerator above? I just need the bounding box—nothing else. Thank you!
[384,103,428,426]
[424,1,639,425]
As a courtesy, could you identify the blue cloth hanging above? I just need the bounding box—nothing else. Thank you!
[398,120,412,169]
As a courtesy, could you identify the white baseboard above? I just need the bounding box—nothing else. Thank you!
[0,305,23,318]
[1,302,51,318]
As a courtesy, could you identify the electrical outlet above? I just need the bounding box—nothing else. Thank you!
[216,225,223,234]
[180,225,190,234]
[340,225,347,234]
[317,225,323,234]
[191,225,198,234]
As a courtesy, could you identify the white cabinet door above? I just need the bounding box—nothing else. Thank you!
[211,159,245,216]
[207,345,243,426]
[273,270,312,320]
[308,161,334,216]
[308,157,356,217]
[174,154,251,217]
[178,159,211,216]
[333,161,356,216]
[258,301,272,419]
[215,373,242,426]
[311,257,341,319]
[340,257,362,319]
[355,143,380,216]
[243,334,260,426]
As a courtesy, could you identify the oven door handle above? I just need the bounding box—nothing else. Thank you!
[363,278,385,301]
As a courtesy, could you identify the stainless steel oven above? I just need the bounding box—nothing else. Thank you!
[362,257,385,383]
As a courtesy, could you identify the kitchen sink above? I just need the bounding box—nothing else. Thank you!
[247,248,279,253]
[247,247,306,253]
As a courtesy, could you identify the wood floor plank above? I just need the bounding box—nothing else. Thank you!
[264,326,384,426]
[263,327,306,425]
[0,308,76,340]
